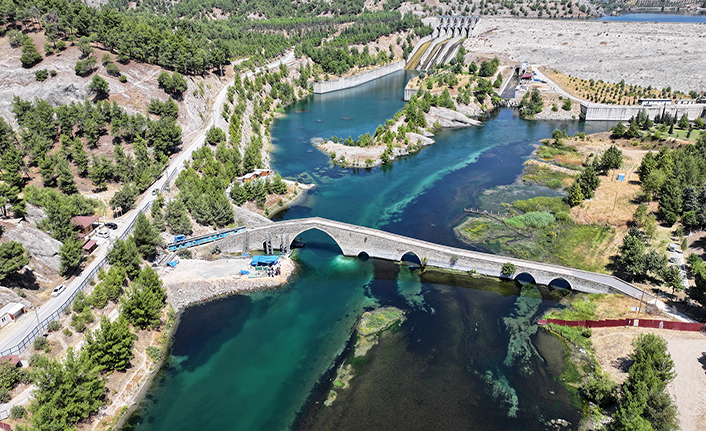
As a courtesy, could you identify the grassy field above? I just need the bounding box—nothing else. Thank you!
[457,197,616,272]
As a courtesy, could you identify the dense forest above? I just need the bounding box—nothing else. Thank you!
[0,0,428,76]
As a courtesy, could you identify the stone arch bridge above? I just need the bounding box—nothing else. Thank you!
[217,217,650,299]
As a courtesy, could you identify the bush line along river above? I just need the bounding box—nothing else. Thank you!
[126,70,615,430]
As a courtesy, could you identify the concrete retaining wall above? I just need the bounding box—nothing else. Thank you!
[312,61,405,94]
[581,102,706,121]
[403,86,418,102]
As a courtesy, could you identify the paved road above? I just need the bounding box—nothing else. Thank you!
[0,51,297,355]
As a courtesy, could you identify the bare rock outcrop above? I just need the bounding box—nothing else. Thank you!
[24,204,47,227]
[0,221,62,273]
[427,106,483,128]
[0,286,32,309]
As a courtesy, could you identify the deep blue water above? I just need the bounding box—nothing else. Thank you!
[598,13,706,23]
[129,71,614,431]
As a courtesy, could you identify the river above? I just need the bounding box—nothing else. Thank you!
[126,71,614,431]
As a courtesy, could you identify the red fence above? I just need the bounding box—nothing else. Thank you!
[538,318,704,332]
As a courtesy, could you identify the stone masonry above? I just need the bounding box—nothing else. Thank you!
[217,217,652,300]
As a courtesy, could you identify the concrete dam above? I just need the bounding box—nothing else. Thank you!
[405,15,479,71]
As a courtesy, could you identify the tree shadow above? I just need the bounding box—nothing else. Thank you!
[612,356,633,373]
[698,353,706,372]
[4,269,40,290]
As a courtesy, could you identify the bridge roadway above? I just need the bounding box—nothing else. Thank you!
[218,217,653,300]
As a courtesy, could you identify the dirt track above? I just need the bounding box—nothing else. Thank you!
[465,17,706,92]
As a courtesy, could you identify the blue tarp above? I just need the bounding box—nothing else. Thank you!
[240,270,250,275]
[250,255,279,266]
[617,173,626,181]
[167,261,178,268]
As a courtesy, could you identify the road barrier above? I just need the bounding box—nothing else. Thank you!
[0,202,153,357]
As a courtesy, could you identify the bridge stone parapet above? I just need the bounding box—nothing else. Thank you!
[217,217,652,301]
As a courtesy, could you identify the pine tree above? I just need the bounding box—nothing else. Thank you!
[165,199,192,235]
[132,213,161,260]
[107,238,141,279]
[84,316,136,372]
[57,158,78,195]
[59,236,83,276]
[121,266,166,329]
[566,181,584,207]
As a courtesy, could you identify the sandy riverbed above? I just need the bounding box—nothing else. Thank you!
[465,17,706,92]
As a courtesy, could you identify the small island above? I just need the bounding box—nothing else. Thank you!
[324,307,404,406]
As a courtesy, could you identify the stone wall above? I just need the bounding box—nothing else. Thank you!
[217,217,651,300]
[581,102,705,121]
[312,61,405,94]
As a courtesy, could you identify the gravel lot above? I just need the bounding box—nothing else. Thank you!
[465,17,706,93]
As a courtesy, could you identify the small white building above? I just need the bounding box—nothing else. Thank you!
[0,303,25,328]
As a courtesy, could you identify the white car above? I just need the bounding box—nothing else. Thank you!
[96,229,110,239]
[51,284,65,297]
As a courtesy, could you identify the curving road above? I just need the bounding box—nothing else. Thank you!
[0,51,296,356]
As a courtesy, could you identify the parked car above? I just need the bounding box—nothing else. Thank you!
[104,222,118,230]
[51,284,65,297]
[96,230,109,238]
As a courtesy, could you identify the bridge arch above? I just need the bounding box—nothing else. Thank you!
[548,278,572,290]
[514,272,537,285]
[357,251,370,260]
[401,251,422,267]
[287,227,344,255]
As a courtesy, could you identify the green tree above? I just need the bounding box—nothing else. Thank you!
[106,238,142,279]
[59,236,83,276]
[56,157,78,195]
[83,316,136,372]
[88,74,109,99]
[132,212,161,260]
[20,36,42,68]
[566,181,585,207]
[165,199,193,235]
[0,241,29,281]
[611,122,626,139]
[109,183,138,213]
[102,265,128,301]
[599,145,623,174]
[677,114,689,130]
[617,230,646,280]
[28,348,105,431]
[561,98,572,111]
[206,126,226,146]
[660,265,684,293]
[121,266,166,329]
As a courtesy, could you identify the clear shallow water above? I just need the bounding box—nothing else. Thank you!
[598,13,706,23]
[129,71,614,431]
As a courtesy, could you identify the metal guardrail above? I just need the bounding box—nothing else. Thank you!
[0,202,153,357]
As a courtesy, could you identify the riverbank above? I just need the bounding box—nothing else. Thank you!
[159,257,296,311]
[315,105,481,168]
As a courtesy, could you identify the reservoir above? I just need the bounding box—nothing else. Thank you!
[127,71,613,430]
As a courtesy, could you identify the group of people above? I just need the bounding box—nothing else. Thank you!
[263,265,281,277]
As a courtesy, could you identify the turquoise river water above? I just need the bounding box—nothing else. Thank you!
[127,71,614,431]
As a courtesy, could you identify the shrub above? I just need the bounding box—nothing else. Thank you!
[501,262,516,277]
[176,248,192,259]
[583,372,618,408]
[146,346,161,362]
[75,56,97,76]
[106,62,121,77]
[35,69,49,81]
[33,336,48,351]
[47,320,61,332]
[0,387,9,403]
[119,75,127,83]
[10,405,26,419]
[63,328,73,337]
